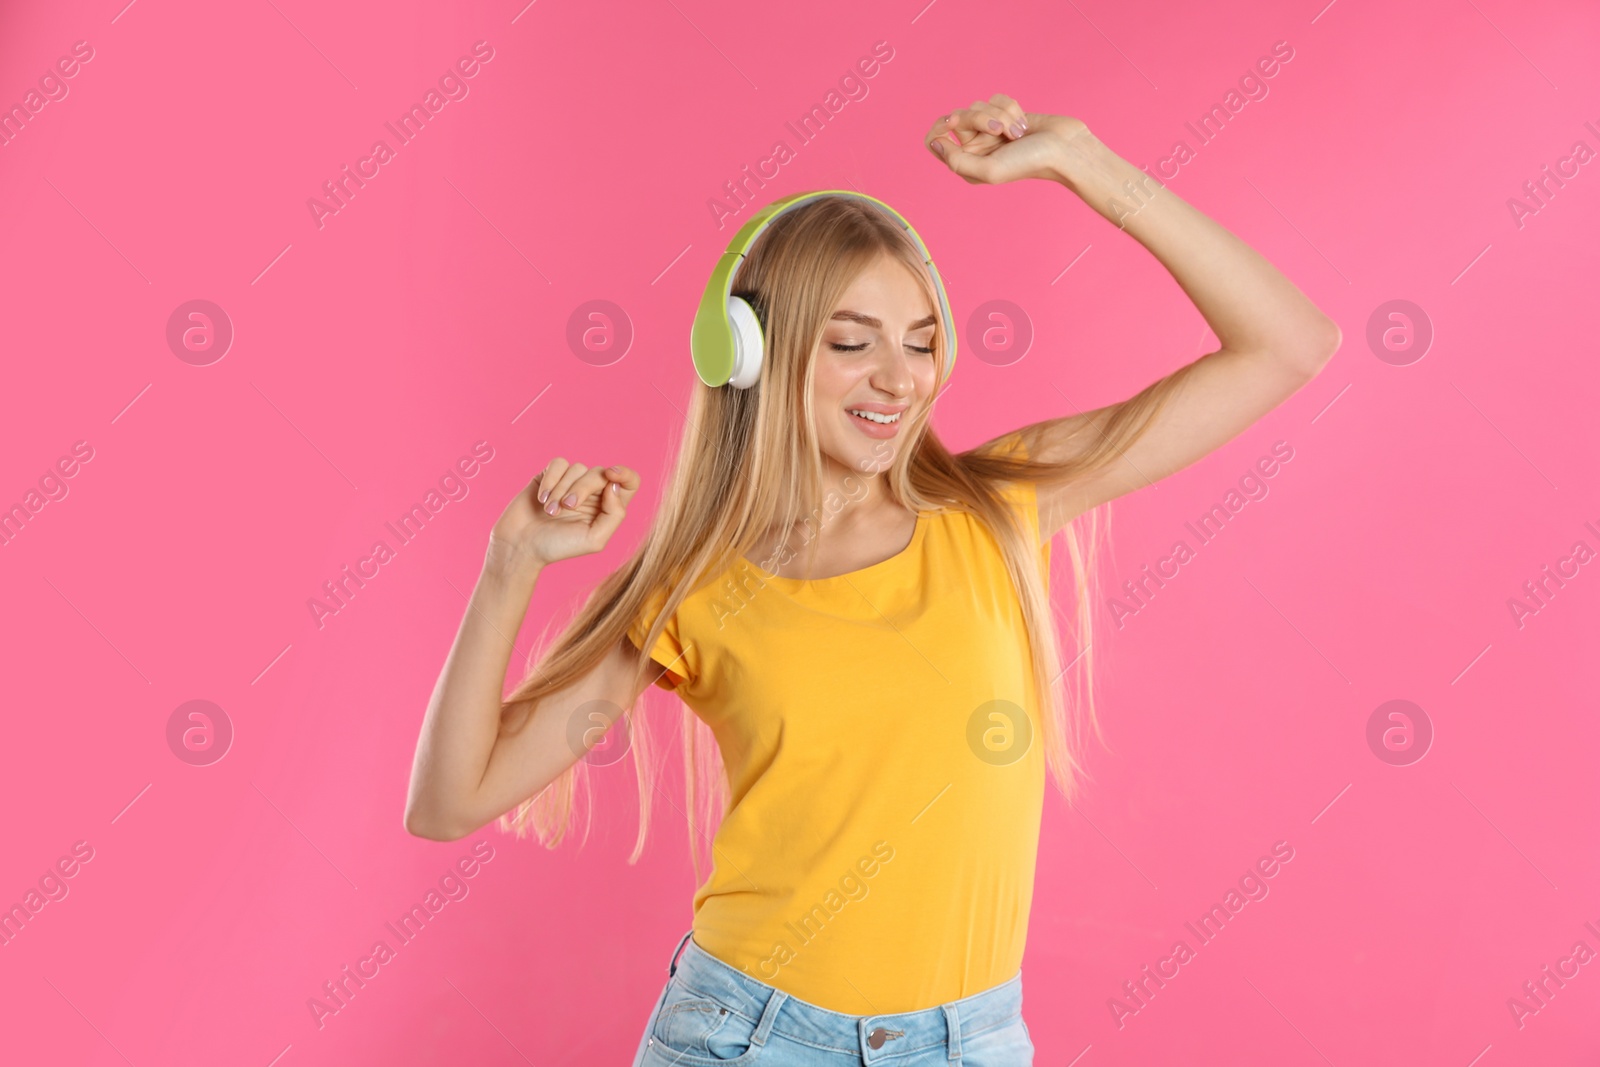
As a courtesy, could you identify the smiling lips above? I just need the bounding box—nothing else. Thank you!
[846,403,907,437]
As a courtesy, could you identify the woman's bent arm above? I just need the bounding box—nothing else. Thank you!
[404,459,643,841]
[403,546,647,841]
[403,547,536,841]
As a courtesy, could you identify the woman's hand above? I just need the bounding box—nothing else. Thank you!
[485,458,639,576]
[925,94,1095,186]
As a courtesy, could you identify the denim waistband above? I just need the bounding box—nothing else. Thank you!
[665,933,1024,1061]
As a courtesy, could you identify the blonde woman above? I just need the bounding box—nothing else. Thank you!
[404,93,1340,1066]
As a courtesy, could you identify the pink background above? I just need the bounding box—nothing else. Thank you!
[2,0,1597,1063]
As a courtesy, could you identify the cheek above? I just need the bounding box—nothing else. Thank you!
[811,356,858,402]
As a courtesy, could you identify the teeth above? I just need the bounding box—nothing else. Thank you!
[849,409,901,424]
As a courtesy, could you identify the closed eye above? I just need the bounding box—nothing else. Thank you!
[829,342,936,354]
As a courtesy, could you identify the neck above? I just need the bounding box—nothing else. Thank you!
[819,452,896,515]
[758,459,901,563]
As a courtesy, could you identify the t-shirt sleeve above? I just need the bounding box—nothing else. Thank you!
[626,584,694,692]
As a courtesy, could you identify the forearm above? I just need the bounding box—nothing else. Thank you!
[404,547,541,837]
[1050,129,1338,364]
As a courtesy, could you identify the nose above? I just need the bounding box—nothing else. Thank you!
[868,342,917,397]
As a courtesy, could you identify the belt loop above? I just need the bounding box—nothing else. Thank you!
[943,1002,961,1062]
[667,929,694,976]
[750,988,789,1048]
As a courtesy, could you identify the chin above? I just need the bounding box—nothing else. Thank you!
[841,439,898,476]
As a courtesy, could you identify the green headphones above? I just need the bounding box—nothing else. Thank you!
[690,189,956,389]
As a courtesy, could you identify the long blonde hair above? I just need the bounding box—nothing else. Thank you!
[495,193,1185,883]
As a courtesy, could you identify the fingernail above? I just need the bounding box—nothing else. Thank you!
[538,490,548,503]
[1008,123,1023,138]
[934,140,946,157]
[562,493,577,507]
[987,119,1002,132]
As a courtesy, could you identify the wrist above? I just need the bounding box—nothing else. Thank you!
[482,537,545,588]
[1049,131,1167,229]
[1046,126,1117,192]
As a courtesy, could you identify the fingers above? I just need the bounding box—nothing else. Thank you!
[927,125,986,182]
[935,109,992,150]
[535,458,569,505]
[949,96,1028,141]
[565,466,613,511]
[985,93,1028,138]
[535,459,639,516]
[926,114,955,159]
[602,464,640,503]
[557,463,633,548]
[588,464,632,542]
[538,459,590,515]
[927,112,993,166]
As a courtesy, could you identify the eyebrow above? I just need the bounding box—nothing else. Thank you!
[830,310,938,330]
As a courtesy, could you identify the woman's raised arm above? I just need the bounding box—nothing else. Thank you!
[928,96,1342,535]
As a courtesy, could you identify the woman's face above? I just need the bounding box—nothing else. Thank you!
[812,251,940,477]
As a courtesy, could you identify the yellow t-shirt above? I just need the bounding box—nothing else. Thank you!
[627,436,1050,1013]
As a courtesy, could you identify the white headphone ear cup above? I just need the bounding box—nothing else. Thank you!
[726,297,764,389]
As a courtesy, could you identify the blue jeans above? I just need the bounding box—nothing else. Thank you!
[631,931,1035,1066]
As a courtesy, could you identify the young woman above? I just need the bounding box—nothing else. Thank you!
[404,93,1340,1065]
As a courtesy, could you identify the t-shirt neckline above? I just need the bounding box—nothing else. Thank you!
[745,510,930,588]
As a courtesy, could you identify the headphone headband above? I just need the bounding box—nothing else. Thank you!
[690,190,956,389]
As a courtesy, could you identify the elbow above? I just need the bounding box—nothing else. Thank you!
[1272,316,1340,378]
[1298,316,1342,373]
[403,802,468,842]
